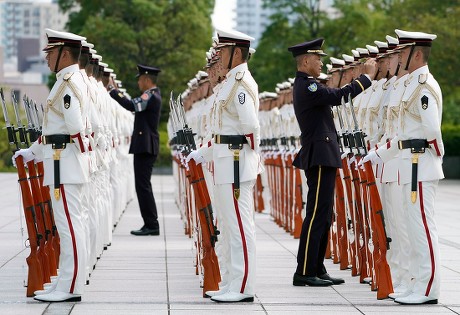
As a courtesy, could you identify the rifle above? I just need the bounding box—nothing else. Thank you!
[362,160,393,299]
[342,94,372,283]
[170,92,221,297]
[13,93,53,285]
[1,88,44,296]
[22,95,58,277]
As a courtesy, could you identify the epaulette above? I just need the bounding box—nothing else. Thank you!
[418,73,428,84]
[235,71,245,81]
[63,73,74,81]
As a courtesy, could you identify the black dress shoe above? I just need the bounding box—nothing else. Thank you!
[130,226,160,236]
[293,273,333,287]
[318,273,345,285]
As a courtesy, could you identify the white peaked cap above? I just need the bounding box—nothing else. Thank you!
[283,81,291,89]
[92,54,102,61]
[114,79,122,85]
[89,48,97,54]
[366,45,379,53]
[44,28,85,50]
[215,27,254,47]
[374,40,388,49]
[351,49,360,58]
[249,47,256,54]
[110,72,116,78]
[330,57,345,66]
[342,54,354,64]
[105,68,114,73]
[395,29,437,47]
[276,83,284,90]
[266,92,278,98]
[326,63,333,71]
[288,77,295,84]
[356,47,369,56]
[318,73,329,81]
[386,35,399,45]
[82,41,94,49]
[99,62,108,67]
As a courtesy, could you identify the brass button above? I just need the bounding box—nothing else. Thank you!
[139,131,143,135]
[325,136,330,142]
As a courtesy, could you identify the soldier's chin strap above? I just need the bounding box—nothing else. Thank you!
[337,70,344,87]
[53,47,64,73]
[227,46,236,70]
[394,63,400,77]
[404,45,415,71]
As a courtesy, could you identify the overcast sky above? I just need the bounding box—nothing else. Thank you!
[211,0,236,30]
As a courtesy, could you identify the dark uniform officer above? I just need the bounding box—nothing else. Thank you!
[109,64,162,235]
[287,38,376,286]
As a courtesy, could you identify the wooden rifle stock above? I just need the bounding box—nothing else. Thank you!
[254,174,264,213]
[285,153,294,235]
[293,167,303,239]
[36,161,60,267]
[348,157,370,282]
[186,159,220,297]
[15,155,44,296]
[26,160,52,284]
[341,155,359,276]
[363,160,393,299]
[335,169,350,270]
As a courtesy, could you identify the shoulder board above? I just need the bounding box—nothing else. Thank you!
[63,73,74,81]
[418,73,428,84]
[235,71,245,81]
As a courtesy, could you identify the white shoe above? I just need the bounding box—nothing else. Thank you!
[389,287,412,300]
[395,292,438,305]
[34,291,81,302]
[211,291,254,303]
[205,285,229,298]
[393,283,408,294]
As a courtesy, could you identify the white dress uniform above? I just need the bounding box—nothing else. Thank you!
[376,31,443,304]
[194,29,262,302]
[198,62,261,299]
[379,73,411,292]
[29,38,89,301]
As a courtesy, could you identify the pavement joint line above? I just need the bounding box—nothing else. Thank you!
[255,217,297,258]
[0,247,26,269]
[160,175,172,315]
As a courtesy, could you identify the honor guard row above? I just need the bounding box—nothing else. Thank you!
[170,27,444,306]
[6,27,148,302]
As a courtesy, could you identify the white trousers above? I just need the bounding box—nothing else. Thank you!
[213,180,256,295]
[402,180,440,298]
[51,184,87,294]
[383,181,411,287]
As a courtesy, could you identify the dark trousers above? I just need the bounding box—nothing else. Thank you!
[133,153,158,229]
[296,165,336,276]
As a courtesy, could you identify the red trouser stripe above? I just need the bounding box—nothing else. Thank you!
[61,185,78,293]
[232,183,249,293]
[418,182,435,296]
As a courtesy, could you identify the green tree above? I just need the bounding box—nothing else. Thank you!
[57,0,215,122]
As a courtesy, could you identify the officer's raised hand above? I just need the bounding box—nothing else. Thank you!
[363,58,378,80]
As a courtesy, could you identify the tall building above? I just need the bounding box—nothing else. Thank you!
[234,0,335,48]
[234,0,275,48]
[0,0,68,63]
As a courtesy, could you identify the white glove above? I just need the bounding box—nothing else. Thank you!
[358,150,382,166]
[12,148,35,167]
[96,133,107,151]
[186,150,205,165]
[82,137,90,152]
[341,151,349,160]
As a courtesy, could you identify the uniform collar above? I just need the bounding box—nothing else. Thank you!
[56,64,79,79]
[226,63,248,80]
[296,71,315,79]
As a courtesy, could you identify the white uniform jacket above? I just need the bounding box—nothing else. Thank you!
[377,65,444,184]
[197,63,262,185]
[30,64,89,186]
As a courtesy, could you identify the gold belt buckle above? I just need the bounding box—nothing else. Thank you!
[398,140,403,150]
[216,134,221,144]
